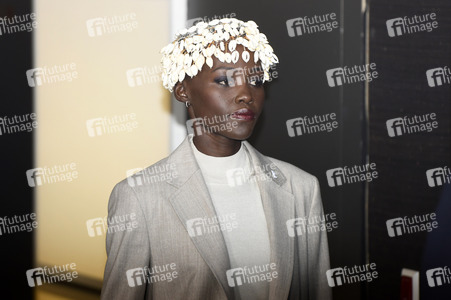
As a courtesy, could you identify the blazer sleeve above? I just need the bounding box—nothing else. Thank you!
[100,181,151,300]
[307,177,332,300]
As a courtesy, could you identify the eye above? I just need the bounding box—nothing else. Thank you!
[249,76,264,87]
[214,76,230,86]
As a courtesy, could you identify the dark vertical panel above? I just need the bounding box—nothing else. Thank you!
[0,1,34,299]
[188,1,366,299]
[369,0,451,299]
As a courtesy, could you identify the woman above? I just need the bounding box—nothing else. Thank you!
[101,18,331,300]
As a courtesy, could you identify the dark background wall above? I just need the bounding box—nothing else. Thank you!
[188,0,451,299]
[368,1,451,299]
[0,1,34,299]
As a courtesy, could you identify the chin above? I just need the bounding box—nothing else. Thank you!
[223,127,255,141]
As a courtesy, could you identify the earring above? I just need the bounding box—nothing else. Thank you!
[185,101,191,108]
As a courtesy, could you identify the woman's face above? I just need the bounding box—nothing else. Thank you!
[176,45,265,141]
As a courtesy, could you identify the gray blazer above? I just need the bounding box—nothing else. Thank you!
[101,136,332,300]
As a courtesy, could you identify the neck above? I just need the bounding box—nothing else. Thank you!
[192,134,242,157]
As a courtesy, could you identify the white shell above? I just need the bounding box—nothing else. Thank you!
[190,64,198,76]
[192,51,199,60]
[228,40,237,51]
[254,51,259,63]
[225,53,232,63]
[231,51,239,63]
[178,70,185,82]
[217,52,225,62]
[206,56,213,68]
[195,55,205,70]
[220,41,225,51]
[242,50,250,63]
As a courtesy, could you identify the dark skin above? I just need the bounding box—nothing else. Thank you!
[174,45,265,157]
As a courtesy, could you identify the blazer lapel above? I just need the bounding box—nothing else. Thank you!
[166,137,234,299]
[243,142,296,299]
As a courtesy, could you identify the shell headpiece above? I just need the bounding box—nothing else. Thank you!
[160,18,279,92]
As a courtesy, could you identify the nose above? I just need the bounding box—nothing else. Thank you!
[234,84,253,105]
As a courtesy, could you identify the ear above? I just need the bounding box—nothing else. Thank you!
[174,81,189,104]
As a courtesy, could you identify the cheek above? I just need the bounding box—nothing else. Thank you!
[193,87,232,114]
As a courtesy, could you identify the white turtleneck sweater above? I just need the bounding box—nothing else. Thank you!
[189,135,271,300]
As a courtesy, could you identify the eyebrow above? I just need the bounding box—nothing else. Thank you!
[211,66,264,73]
[211,66,235,72]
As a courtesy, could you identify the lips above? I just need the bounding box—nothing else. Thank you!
[230,108,255,120]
